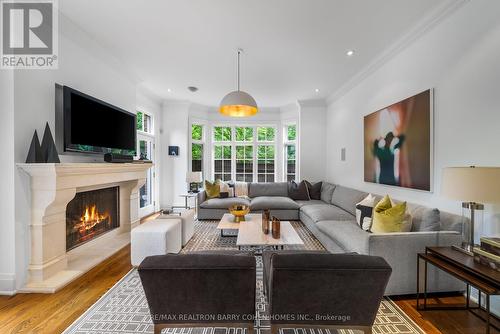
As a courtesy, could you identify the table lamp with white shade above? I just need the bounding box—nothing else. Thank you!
[186,171,203,193]
[441,166,500,255]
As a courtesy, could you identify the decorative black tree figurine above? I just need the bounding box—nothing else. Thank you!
[41,122,60,163]
[26,130,44,163]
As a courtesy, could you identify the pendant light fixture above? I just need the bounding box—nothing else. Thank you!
[219,49,258,117]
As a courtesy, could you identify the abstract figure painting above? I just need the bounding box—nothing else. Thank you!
[364,90,432,191]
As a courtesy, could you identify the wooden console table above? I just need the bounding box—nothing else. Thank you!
[417,246,500,334]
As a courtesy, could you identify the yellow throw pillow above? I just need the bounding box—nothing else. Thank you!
[205,180,220,199]
[371,195,408,233]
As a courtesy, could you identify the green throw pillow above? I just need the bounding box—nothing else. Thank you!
[205,180,220,199]
[371,195,407,233]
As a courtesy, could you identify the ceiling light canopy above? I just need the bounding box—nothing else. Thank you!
[219,49,258,117]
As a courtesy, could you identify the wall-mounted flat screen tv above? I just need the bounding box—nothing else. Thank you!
[56,84,136,156]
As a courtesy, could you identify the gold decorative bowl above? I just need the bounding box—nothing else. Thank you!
[229,205,250,222]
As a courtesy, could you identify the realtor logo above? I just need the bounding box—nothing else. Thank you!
[1,0,58,69]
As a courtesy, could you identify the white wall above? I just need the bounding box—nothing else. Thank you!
[325,0,500,312]
[0,70,16,294]
[8,14,148,292]
[298,100,326,182]
[326,0,500,225]
[160,101,190,207]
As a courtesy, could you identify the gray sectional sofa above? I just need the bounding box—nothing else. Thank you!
[197,182,465,295]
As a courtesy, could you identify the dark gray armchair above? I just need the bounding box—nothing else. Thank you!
[138,251,256,334]
[263,250,392,334]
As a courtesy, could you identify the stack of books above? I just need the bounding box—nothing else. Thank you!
[473,237,500,271]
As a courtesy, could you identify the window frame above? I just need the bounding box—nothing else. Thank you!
[136,110,156,218]
[210,124,277,183]
[189,120,208,182]
[283,122,299,182]
[136,110,154,135]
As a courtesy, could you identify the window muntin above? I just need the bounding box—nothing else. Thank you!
[284,123,297,182]
[214,144,232,181]
[192,143,203,172]
[235,127,253,142]
[257,145,275,183]
[285,144,296,182]
[257,127,275,142]
[213,126,232,141]
[236,145,253,182]
[190,123,205,183]
[137,111,153,134]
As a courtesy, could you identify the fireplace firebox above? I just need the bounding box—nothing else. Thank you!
[66,186,119,251]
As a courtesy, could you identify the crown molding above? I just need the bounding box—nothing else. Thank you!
[326,0,469,106]
[297,99,327,108]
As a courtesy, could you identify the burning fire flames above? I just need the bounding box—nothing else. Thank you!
[76,205,110,234]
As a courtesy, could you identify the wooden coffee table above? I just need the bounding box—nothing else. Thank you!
[216,213,304,250]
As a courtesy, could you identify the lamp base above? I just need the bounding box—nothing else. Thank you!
[452,244,475,256]
[189,182,200,193]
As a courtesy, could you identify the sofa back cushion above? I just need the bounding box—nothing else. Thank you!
[265,251,391,327]
[320,182,336,203]
[331,185,368,215]
[248,182,288,198]
[406,204,441,232]
[288,180,310,200]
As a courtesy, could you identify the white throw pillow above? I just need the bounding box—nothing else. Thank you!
[219,180,235,197]
[355,194,376,231]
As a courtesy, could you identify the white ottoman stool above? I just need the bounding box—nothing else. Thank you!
[158,208,195,246]
[131,219,182,266]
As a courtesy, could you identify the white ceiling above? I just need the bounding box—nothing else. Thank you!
[59,0,448,107]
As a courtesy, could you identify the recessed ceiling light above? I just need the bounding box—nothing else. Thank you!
[346,50,355,56]
[167,88,172,92]
[188,86,199,92]
[315,88,320,93]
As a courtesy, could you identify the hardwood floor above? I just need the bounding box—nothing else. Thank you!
[394,295,500,334]
[0,214,497,333]
[0,245,132,334]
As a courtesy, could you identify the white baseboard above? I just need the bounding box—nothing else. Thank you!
[0,273,16,295]
[0,289,17,296]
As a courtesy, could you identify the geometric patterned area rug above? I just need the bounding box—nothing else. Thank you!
[64,220,425,334]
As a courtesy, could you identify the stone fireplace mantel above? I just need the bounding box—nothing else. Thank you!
[17,162,152,293]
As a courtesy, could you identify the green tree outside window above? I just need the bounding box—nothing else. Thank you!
[257,127,275,141]
[287,125,296,141]
[192,124,203,140]
[136,111,143,131]
[235,127,253,141]
[214,126,232,141]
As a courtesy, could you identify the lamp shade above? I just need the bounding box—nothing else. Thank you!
[219,90,258,117]
[441,167,500,203]
[186,171,203,183]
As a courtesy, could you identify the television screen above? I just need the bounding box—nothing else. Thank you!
[61,86,136,155]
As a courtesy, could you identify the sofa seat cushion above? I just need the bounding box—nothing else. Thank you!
[295,200,325,207]
[250,196,300,210]
[200,197,250,209]
[316,220,370,254]
[300,204,354,222]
